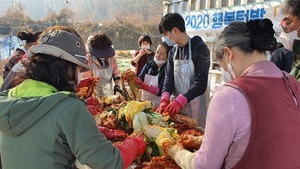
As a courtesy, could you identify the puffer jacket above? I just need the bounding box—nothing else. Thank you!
[0,79,123,169]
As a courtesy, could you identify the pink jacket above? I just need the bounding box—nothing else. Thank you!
[194,61,284,169]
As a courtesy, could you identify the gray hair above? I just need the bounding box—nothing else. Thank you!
[213,22,254,61]
[214,19,276,61]
[281,0,300,18]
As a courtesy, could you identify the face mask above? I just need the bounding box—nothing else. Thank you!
[221,54,236,83]
[141,44,150,50]
[154,57,166,67]
[227,62,236,80]
[279,26,300,50]
[162,37,176,46]
[221,67,232,83]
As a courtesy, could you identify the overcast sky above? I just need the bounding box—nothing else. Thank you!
[1,0,164,23]
[1,0,73,20]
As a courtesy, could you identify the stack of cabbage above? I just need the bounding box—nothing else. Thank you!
[117,100,178,161]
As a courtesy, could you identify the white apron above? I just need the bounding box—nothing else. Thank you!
[173,38,207,128]
[92,58,114,96]
[144,74,159,87]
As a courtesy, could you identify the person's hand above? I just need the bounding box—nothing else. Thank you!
[135,78,159,95]
[157,99,170,114]
[130,134,147,156]
[164,101,182,115]
[113,85,123,95]
[162,142,184,159]
[138,49,147,56]
[144,85,159,95]
[164,94,187,115]
[135,77,145,89]
[116,134,147,168]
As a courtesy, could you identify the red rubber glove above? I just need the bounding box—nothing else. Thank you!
[157,100,169,114]
[132,135,147,156]
[164,94,187,115]
[116,135,146,169]
[157,92,171,113]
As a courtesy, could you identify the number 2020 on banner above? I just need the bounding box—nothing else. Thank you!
[185,14,210,29]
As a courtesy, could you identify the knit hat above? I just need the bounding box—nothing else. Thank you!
[27,30,91,70]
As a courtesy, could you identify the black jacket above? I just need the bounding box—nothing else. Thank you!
[270,47,295,73]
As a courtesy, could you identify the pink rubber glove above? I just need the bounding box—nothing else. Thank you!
[164,94,187,115]
[135,77,145,88]
[143,85,159,95]
[156,92,171,114]
[135,77,159,95]
[116,135,146,169]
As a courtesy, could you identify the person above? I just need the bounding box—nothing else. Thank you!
[131,34,155,75]
[159,18,300,169]
[156,13,210,128]
[84,33,123,96]
[270,43,295,72]
[2,31,41,79]
[279,0,300,80]
[135,42,172,106]
[1,32,42,91]
[0,26,146,169]
[136,41,172,95]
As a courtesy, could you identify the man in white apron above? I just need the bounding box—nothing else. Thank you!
[85,33,122,96]
[157,13,210,128]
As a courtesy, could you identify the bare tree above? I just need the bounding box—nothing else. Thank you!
[57,8,75,25]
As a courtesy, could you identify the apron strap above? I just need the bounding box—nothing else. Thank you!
[188,38,192,61]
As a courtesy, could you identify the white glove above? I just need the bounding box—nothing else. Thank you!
[166,144,196,169]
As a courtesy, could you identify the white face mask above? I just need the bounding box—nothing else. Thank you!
[141,44,150,50]
[154,57,166,67]
[162,37,176,46]
[221,54,236,83]
[279,26,300,50]
[221,67,232,83]
[227,62,236,80]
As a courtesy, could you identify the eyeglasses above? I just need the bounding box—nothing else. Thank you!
[162,31,169,37]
